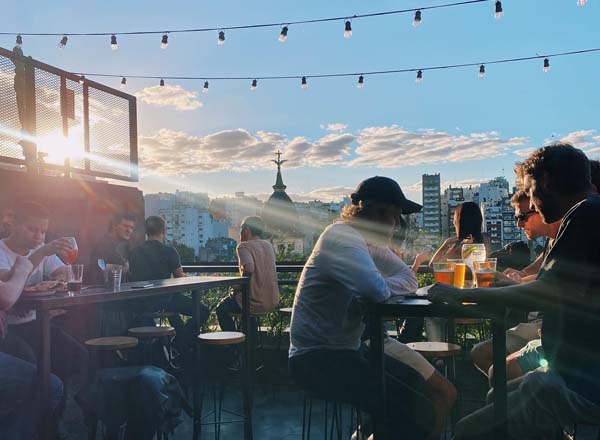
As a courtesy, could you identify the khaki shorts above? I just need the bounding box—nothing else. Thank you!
[364,336,435,380]
[506,320,542,353]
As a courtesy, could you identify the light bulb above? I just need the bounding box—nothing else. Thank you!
[161,34,168,49]
[577,0,587,5]
[495,1,504,19]
[301,76,308,89]
[251,79,257,91]
[543,58,550,73]
[479,65,486,78]
[357,75,364,88]
[413,10,422,27]
[416,70,423,83]
[59,35,68,49]
[110,35,118,51]
[16,35,22,48]
[160,79,165,86]
[203,81,209,93]
[218,31,225,45]
[79,75,85,85]
[344,20,352,39]
[120,77,127,89]
[279,26,288,42]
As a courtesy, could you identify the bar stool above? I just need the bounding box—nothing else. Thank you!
[128,326,176,366]
[194,331,247,440]
[301,394,362,440]
[406,342,461,382]
[276,307,293,352]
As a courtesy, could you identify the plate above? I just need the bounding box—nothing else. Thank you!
[21,289,58,298]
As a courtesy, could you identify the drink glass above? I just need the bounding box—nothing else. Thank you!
[105,264,123,291]
[452,262,467,288]
[462,244,486,287]
[67,264,84,296]
[474,258,497,288]
[61,237,79,264]
[433,262,455,285]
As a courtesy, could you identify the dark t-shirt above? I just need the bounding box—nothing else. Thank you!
[537,195,600,402]
[128,240,182,282]
[88,234,130,283]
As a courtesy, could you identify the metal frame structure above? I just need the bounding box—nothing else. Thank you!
[0,46,138,181]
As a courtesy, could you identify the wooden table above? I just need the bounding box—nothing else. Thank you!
[366,292,507,440]
[18,276,253,440]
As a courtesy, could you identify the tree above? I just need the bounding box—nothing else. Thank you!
[170,241,196,263]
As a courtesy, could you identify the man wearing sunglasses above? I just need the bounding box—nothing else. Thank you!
[470,190,560,380]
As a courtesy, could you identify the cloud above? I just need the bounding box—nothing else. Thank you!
[136,85,202,111]
[320,123,349,132]
[558,130,600,157]
[351,126,529,168]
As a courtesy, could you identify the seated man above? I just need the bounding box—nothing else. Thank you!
[129,216,209,348]
[289,176,436,440]
[470,189,560,380]
[429,144,600,439]
[0,253,63,438]
[216,216,279,332]
[0,201,88,386]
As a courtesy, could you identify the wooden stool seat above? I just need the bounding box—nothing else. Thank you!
[406,342,462,358]
[140,310,177,318]
[197,331,246,346]
[279,307,293,316]
[85,336,139,351]
[454,318,485,325]
[128,326,175,338]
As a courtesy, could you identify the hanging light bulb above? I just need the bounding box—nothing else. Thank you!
[495,1,504,19]
[357,75,364,88]
[577,0,587,5]
[110,34,118,51]
[59,35,68,49]
[251,79,258,91]
[120,77,127,89]
[160,78,165,86]
[203,81,209,93]
[416,70,423,83]
[344,20,352,39]
[279,26,288,42]
[479,64,486,78]
[161,33,168,49]
[301,76,308,89]
[218,31,225,45]
[413,10,422,27]
[79,75,85,85]
[543,58,550,73]
[15,35,23,48]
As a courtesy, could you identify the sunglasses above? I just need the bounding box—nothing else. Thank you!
[515,210,537,222]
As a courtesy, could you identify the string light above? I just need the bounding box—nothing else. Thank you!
[218,31,225,45]
[279,26,288,42]
[577,0,587,5]
[79,75,85,85]
[357,75,364,88]
[59,35,68,49]
[479,64,485,78]
[120,77,126,88]
[160,78,165,86]
[251,79,258,91]
[301,76,308,89]
[495,1,503,19]
[344,20,352,39]
[413,10,422,27]
[543,58,550,72]
[15,35,22,48]
[110,34,118,50]
[203,81,209,93]
[161,33,168,49]
[416,70,423,83]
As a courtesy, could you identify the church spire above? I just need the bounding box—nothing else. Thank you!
[271,150,287,192]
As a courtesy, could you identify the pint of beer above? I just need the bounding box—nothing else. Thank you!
[474,259,497,288]
[433,262,455,285]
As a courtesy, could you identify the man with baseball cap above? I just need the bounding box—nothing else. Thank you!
[289,176,437,440]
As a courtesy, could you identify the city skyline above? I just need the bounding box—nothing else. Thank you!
[4,0,599,204]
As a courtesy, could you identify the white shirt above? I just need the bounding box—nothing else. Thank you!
[0,240,64,324]
[367,244,418,296]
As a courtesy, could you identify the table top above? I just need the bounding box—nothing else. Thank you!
[18,275,248,310]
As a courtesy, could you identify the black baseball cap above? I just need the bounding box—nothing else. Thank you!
[352,176,422,214]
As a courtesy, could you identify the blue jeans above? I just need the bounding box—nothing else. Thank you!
[0,351,63,438]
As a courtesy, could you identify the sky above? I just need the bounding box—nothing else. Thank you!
[3,0,600,204]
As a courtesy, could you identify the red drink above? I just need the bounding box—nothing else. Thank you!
[62,248,79,264]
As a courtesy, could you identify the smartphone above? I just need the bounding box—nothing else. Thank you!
[131,284,154,289]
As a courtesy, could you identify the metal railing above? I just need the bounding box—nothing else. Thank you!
[0,46,138,181]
